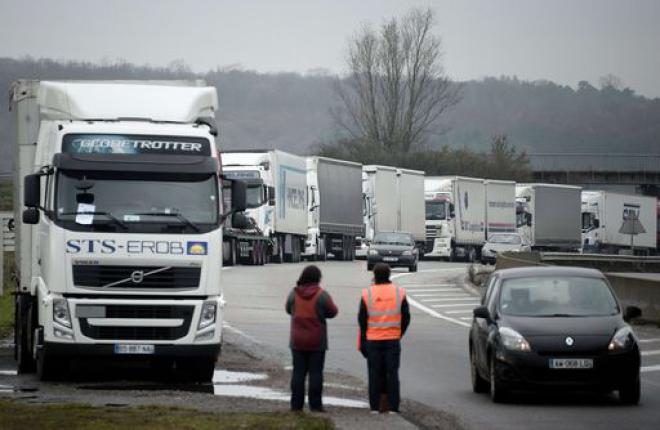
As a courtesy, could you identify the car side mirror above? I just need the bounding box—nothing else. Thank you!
[24,173,41,208]
[623,306,642,322]
[22,208,39,224]
[473,305,490,321]
[231,180,247,212]
[231,212,250,230]
[593,219,600,228]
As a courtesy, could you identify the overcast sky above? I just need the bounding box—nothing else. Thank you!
[1,0,659,97]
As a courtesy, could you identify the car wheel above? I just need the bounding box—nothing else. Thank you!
[619,377,641,405]
[489,353,509,403]
[367,263,374,271]
[470,347,489,393]
[409,264,417,273]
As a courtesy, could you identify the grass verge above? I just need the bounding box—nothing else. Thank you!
[0,252,15,338]
[0,399,334,430]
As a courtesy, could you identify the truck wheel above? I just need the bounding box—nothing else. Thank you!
[16,296,36,373]
[319,240,327,261]
[274,240,284,264]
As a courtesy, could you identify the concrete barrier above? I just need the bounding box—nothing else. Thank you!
[495,252,660,324]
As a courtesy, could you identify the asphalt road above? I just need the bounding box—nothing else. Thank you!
[222,260,660,430]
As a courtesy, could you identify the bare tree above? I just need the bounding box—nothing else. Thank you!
[333,8,460,153]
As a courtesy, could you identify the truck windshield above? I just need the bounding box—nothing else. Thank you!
[55,171,219,233]
[499,276,618,317]
[425,201,447,220]
[246,184,264,208]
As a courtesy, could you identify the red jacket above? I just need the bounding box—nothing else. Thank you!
[286,283,338,351]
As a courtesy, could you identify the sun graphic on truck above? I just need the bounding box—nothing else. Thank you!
[187,241,208,255]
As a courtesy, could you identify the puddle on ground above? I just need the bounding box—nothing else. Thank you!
[212,370,268,384]
[212,384,368,408]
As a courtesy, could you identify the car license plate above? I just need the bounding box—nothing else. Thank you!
[383,257,398,262]
[549,358,593,369]
[113,344,155,355]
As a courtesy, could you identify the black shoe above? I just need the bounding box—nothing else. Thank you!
[310,407,327,413]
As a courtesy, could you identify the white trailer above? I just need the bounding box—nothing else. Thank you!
[222,150,308,263]
[484,180,517,239]
[396,168,426,250]
[582,191,657,254]
[516,183,581,251]
[303,157,364,261]
[11,80,248,381]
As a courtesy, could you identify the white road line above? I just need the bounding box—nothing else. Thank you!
[402,288,460,293]
[421,298,479,303]
[460,317,472,321]
[0,370,17,376]
[639,338,660,343]
[641,365,660,373]
[221,267,233,271]
[431,303,480,308]
[446,309,477,314]
[641,350,660,357]
[400,284,456,288]
[411,293,471,298]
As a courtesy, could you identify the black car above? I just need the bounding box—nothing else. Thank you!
[367,231,418,272]
[469,266,642,404]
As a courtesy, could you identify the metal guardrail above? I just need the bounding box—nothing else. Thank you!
[0,212,15,252]
[542,252,660,264]
[528,153,660,173]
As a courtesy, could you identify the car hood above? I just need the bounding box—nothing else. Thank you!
[501,315,621,337]
[370,244,413,252]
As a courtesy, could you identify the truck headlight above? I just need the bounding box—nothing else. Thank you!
[53,298,72,328]
[402,250,412,256]
[499,327,531,352]
[368,249,378,256]
[608,326,635,351]
[198,302,217,330]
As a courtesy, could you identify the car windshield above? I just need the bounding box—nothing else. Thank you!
[488,234,522,244]
[373,233,413,246]
[499,276,619,317]
[56,171,219,231]
[425,201,447,220]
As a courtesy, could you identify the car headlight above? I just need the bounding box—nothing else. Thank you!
[198,301,217,330]
[368,249,378,256]
[53,298,72,328]
[608,326,636,351]
[402,250,412,256]
[499,327,531,352]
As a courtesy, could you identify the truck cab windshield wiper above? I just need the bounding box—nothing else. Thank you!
[60,211,128,230]
[134,212,201,232]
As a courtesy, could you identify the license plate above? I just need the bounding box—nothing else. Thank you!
[113,344,155,355]
[549,358,593,369]
[383,257,398,262]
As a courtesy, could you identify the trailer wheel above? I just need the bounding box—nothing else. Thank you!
[16,295,36,373]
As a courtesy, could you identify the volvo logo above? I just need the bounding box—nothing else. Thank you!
[130,270,145,284]
[565,336,575,347]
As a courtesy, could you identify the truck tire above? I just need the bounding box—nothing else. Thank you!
[16,295,36,373]
[318,239,327,261]
[274,240,284,264]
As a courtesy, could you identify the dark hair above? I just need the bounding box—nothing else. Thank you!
[373,263,391,284]
[297,265,322,286]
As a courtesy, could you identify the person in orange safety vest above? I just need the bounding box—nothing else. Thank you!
[358,263,411,414]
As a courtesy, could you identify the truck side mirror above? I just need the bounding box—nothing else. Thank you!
[593,219,600,228]
[526,213,532,227]
[449,203,455,218]
[22,208,39,224]
[231,212,250,230]
[24,173,41,208]
[231,180,247,212]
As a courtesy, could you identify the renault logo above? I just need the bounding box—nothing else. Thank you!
[565,336,574,347]
[130,270,145,284]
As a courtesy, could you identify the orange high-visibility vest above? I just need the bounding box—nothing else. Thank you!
[362,283,406,341]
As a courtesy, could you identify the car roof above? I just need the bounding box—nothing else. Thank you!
[494,266,606,280]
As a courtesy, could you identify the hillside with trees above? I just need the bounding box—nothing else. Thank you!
[1,56,659,178]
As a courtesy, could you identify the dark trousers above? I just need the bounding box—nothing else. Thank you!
[291,350,326,411]
[366,340,401,412]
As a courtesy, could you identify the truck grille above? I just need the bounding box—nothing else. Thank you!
[79,304,194,341]
[426,226,440,239]
[73,265,201,289]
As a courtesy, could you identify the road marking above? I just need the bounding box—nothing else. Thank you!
[0,370,17,376]
[411,293,471,298]
[391,269,472,328]
[446,309,476,314]
[431,303,480,308]
[401,288,459,292]
[421,297,479,302]
[460,317,472,320]
[639,338,660,343]
[221,267,234,271]
[401,284,456,288]
[641,350,660,357]
[641,365,660,373]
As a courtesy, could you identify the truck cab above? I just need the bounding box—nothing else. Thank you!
[424,191,454,258]
[13,80,246,381]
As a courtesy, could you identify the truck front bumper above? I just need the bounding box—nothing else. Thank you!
[43,341,221,358]
[424,238,451,258]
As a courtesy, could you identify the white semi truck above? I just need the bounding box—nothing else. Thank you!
[484,180,517,238]
[396,168,426,251]
[222,150,308,263]
[424,176,486,261]
[581,191,657,255]
[302,157,364,261]
[516,184,581,251]
[11,80,248,381]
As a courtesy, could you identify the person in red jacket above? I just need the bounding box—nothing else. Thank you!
[286,265,338,412]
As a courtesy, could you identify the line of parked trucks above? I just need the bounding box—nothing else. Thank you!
[8,79,659,383]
